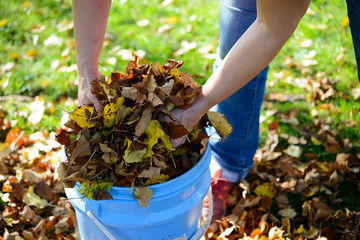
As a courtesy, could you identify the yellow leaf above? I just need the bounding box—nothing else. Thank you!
[342,16,349,27]
[107,70,117,84]
[39,79,49,88]
[0,19,7,27]
[23,1,30,7]
[23,186,48,209]
[145,174,169,185]
[26,49,39,58]
[162,16,179,24]
[294,224,304,234]
[78,180,113,200]
[100,82,117,101]
[9,52,20,59]
[254,182,277,199]
[311,136,322,145]
[157,62,166,74]
[240,210,248,221]
[71,106,96,128]
[123,138,147,164]
[103,97,124,127]
[207,111,233,142]
[317,162,329,172]
[171,68,179,78]
[144,120,173,157]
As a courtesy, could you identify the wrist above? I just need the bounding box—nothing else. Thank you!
[77,70,102,90]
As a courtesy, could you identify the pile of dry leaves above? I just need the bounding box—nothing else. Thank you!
[0,130,78,239]
[204,108,360,239]
[56,55,231,207]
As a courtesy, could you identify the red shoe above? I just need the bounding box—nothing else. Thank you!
[202,177,235,223]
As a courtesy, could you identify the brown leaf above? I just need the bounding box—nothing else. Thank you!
[150,62,164,76]
[62,172,87,188]
[314,207,332,223]
[153,155,168,170]
[99,143,119,164]
[10,183,26,201]
[126,54,138,73]
[69,135,92,163]
[302,201,315,225]
[145,74,157,94]
[243,195,261,208]
[92,188,113,200]
[0,159,9,174]
[335,153,349,170]
[133,186,153,208]
[24,169,42,184]
[126,106,142,124]
[35,181,55,201]
[167,59,184,69]
[169,95,184,107]
[324,134,340,154]
[20,205,36,222]
[180,72,198,89]
[276,195,289,209]
[148,92,164,107]
[135,106,152,137]
[166,121,190,139]
[132,81,147,95]
[22,230,36,240]
[132,139,147,151]
[159,79,174,95]
[56,129,73,146]
[121,87,138,101]
[138,166,161,179]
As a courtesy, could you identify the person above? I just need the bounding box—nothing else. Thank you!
[72,0,359,224]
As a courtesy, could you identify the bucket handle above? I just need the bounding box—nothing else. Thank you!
[87,210,117,240]
[87,186,213,240]
[189,186,213,240]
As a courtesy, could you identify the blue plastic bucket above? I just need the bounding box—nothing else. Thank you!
[63,145,211,240]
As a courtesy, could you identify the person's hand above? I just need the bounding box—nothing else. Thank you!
[162,103,206,148]
[77,72,104,113]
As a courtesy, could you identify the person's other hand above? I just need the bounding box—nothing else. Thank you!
[162,106,203,148]
[77,72,104,113]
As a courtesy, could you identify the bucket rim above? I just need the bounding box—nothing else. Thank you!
[64,143,211,199]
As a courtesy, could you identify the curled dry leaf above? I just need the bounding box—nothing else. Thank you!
[207,111,233,142]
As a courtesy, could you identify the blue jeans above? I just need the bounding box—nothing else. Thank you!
[209,0,360,183]
[208,0,268,183]
[347,0,360,80]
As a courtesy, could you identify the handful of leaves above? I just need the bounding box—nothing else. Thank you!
[57,56,232,207]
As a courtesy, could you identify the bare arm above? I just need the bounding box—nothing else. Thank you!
[72,0,112,112]
[171,0,310,145]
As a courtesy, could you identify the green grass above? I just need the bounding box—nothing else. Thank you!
[0,0,359,147]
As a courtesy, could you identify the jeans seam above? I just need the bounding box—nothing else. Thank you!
[237,77,257,165]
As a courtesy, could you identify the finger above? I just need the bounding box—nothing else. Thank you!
[87,92,104,113]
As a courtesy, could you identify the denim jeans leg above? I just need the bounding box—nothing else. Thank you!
[346,0,360,81]
[207,0,268,182]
